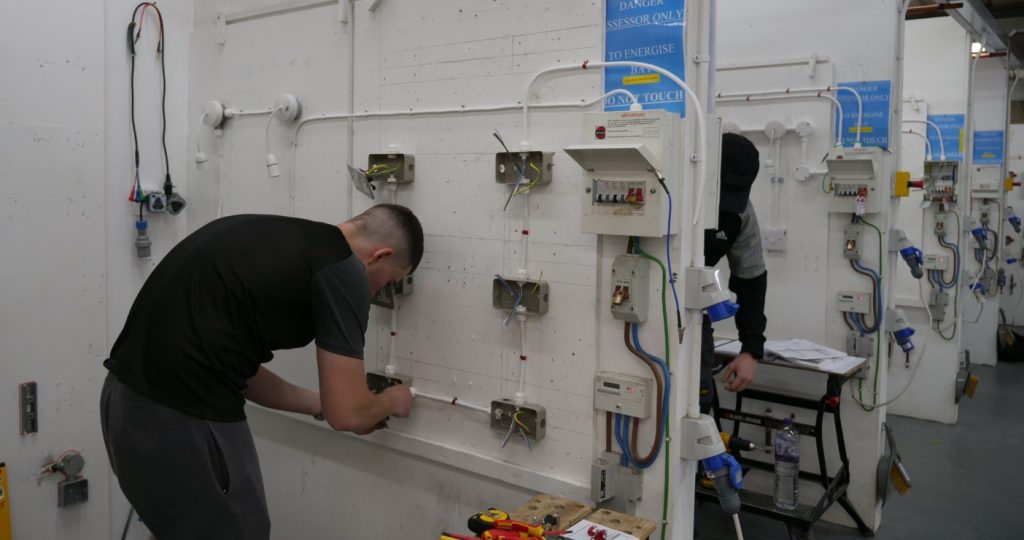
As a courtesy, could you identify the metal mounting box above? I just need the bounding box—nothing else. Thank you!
[495,151,553,185]
[610,254,649,323]
[564,110,683,237]
[594,371,653,419]
[825,146,887,214]
[366,153,414,183]
[492,277,549,316]
[490,400,546,442]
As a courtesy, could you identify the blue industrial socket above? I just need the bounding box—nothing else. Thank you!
[706,300,740,322]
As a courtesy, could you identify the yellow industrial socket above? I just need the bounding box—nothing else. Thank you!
[1007,176,1015,192]
[894,171,911,197]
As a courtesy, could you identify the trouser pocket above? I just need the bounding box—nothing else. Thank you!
[205,423,232,494]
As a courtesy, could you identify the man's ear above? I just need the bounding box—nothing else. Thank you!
[368,247,395,264]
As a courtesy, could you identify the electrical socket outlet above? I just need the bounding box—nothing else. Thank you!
[762,228,787,252]
[843,224,863,259]
[490,400,546,442]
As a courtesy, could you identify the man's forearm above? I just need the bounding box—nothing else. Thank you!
[242,366,321,416]
[730,271,767,358]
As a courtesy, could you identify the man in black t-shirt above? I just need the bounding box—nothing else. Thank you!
[100,204,423,540]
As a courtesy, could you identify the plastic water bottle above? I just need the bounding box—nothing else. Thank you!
[773,416,800,510]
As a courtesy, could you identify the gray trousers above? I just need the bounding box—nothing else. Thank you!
[100,373,270,540]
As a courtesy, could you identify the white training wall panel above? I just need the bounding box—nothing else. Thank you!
[186,1,648,537]
[0,1,110,539]
[963,56,1008,367]
[715,0,904,530]
[888,17,971,423]
[1004,123,1024,325]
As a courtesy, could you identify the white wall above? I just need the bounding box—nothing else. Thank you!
[103,1,194,538]
[0,1,109,537]
[0,1,191,539]
[962,55,1008,367]
[709,0,905,531]
[187,0,674,537]
[890,17,970,423]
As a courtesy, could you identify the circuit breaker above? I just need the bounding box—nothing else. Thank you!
[610,254,649,323]
[971,165,1002,199]
[594,372,653,419]
[923,160,959,203]
[825,147,887,214]
[564,110,683,237]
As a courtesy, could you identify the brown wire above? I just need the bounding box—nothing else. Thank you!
[624,323,664,466]
[605,412,612,452]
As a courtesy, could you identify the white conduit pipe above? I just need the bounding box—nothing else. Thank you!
[410,388,490,415]
[717,86,863,146]
[521,60,708,226]
[514,307,528,406]
[288,91,642,205]
[520,189,530,276]
[716,93,844,147]
[903,119,946,160]
[902,129,933,160]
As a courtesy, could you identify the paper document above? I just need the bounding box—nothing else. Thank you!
[558,520,640,540]
[715,337,865,375]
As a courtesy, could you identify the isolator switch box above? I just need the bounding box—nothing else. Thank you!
[929,290,950,323]
[837,291,872,314]
[923,160,958,202]
[846,332,875,358]
[825,147,886,214]
[594,372,653,419]
[565,110,683,237]
[934,213,952,238]
[610,254,649,323]
[971,165,1002,199]
[843,224,863,259]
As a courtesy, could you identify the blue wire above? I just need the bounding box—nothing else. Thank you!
[494,274,522,326]
[629,324,670,469]
[851,313,867,337]
[614,413,633,466]
[851,259,882,333]
[662,189,683,329]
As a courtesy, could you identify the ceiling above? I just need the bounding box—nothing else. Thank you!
[909,1,1024,61]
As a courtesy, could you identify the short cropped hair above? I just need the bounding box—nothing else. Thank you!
[348,204,424,273]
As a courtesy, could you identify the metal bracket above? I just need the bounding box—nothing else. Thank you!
[692,54,710,63]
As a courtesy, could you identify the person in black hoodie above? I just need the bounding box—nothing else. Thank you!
[700,133,768,412]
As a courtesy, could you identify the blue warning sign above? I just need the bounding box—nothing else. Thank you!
[973,130,1004,165]
[604,0,686,115]
[926,114,965,161]
[835,80,892,148]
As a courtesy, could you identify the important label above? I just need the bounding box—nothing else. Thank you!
[973,130,1004,165]
[927,114,965,161]
[835,80,891,148]
[604,0,686,115]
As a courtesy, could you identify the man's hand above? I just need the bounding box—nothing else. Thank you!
[721,353,758,392]
[383,384,413,418]
[352,420,389,436]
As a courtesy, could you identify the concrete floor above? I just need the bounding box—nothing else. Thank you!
[696,362,1024,539]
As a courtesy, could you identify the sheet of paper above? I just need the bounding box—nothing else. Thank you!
[557,520,640,540]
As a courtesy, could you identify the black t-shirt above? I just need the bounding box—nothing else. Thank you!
[104,214,370,421]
